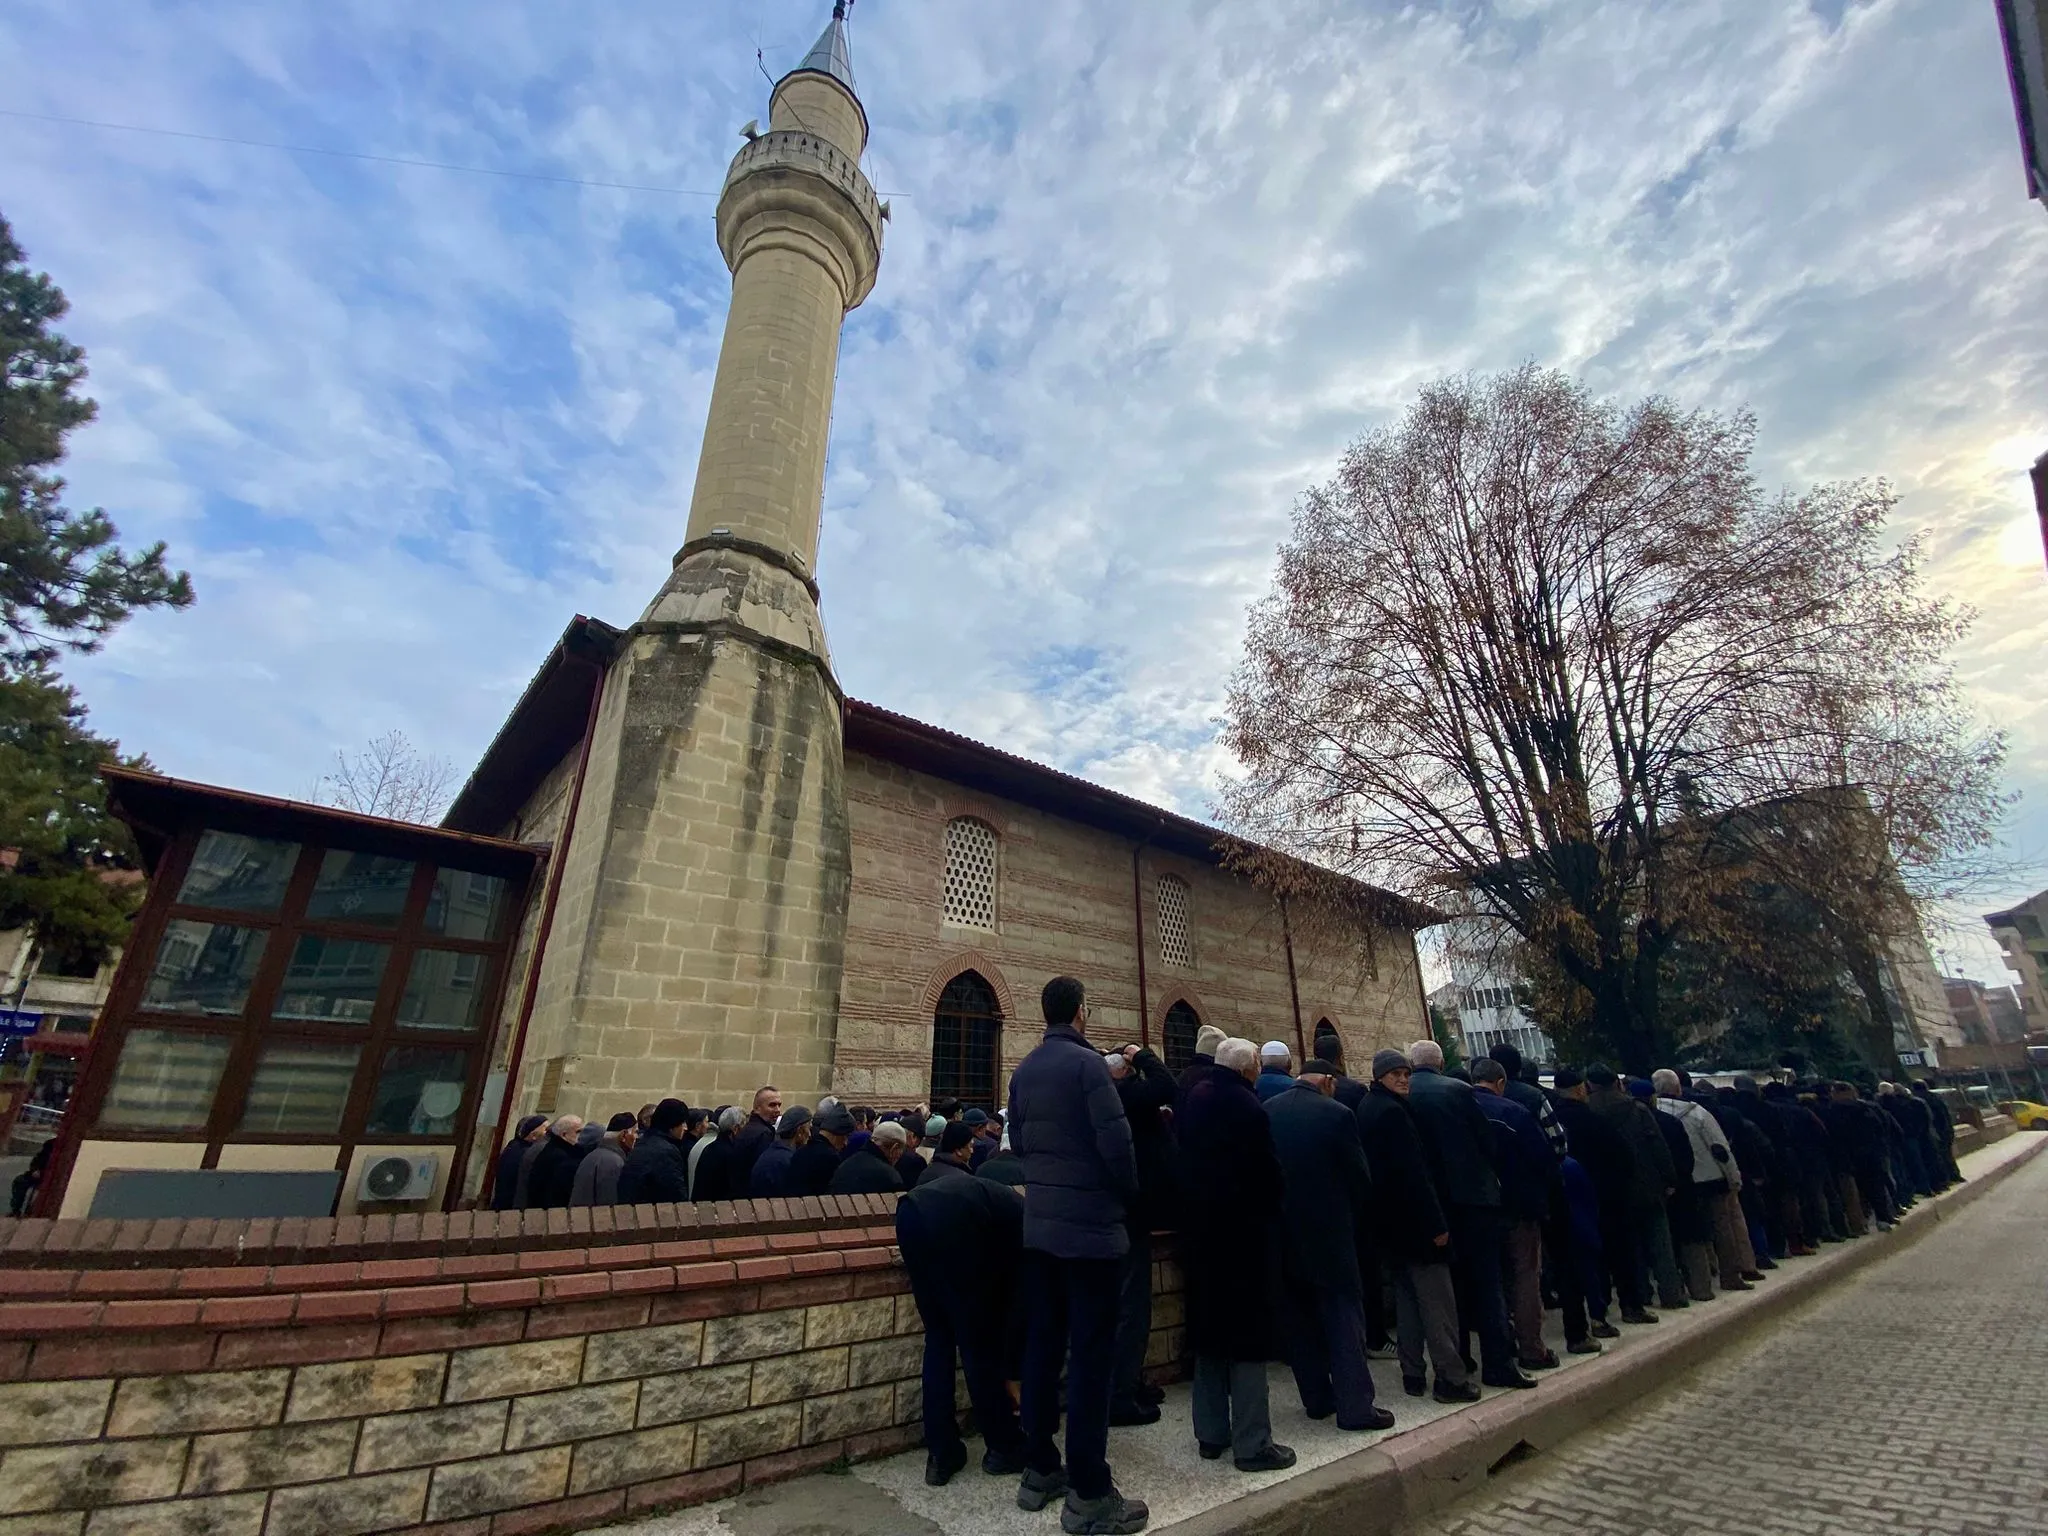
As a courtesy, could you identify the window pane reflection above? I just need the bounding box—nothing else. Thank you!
[399,949,490,1032]
[366,1045,468,1136]
[425,868,509,941]
[99,1029,231,1130]
[141,921,268,1016]
[177,832,300,913]
[238,1041,361,1134]
[307,850,415,927]
[273,936,389,1023]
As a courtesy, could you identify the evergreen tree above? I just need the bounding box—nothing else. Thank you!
[0,212,193,965]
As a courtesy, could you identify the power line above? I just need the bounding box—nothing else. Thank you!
[0,108,720,197]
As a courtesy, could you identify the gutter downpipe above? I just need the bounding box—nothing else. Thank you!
[1280,893,1305,1060]
[1131,818,1166,1049]
[477,655,608,1207]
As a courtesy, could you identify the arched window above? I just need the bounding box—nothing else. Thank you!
[931,971,1002,1111]
[1156,875,1193,968]
[943,818,998,929]
[1163,1000,1201,1073]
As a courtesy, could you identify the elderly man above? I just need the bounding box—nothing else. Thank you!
[749,1106,813,1199]
[789,1103,856,1197]
[922,1120,979,1182]
[619,1098,691,1203]
[1472,1060,1566,1368]
[1354,1050,1472,1403]
[1406,1041,1533,1392]
[492,1114,547,1211]
[1652,1069,1747,1299]
[1106,1042,1178,1428]
[1007,977,1146,1534]
[571,1112,638,1206]
[1588,1065,1685,1310]
[1266,1057,1392,1432]
[525,1114,588,1210]
[690,1106,749,1204]
[830,1119,909,1194]
[1254,1041,1295,1101]
[1180,1037,1296,1472]
[1178,1023,1226,1096]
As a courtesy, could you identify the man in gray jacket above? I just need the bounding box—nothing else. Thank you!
[570,1113,637,1206]
[1007,976,1147,1535]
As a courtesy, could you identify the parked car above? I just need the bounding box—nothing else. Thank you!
[1997,1100,2048,1131]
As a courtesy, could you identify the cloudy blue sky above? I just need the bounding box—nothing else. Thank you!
[4,0,2044,984]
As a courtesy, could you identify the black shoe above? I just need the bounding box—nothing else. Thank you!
[1402,1375,1427,1397]
[1665,1298,1691,1309]
[1339,1406,1396,1431]
[983,1447,1027,1477]
[1197,1441,1226,1461]
[1590,1320,1621,1339]
[1234,1443,1297,1474]
[1481,1370,1538,1391]
[1108,1401,1161,1427]
[1061,1488,1150,1535]
[1137,1381,1165,1407]
[1722,1279,1753,1292]
[926,1446,968,1486]
[1018,1467,1069,1512]
[1432,1380,1481,1404]
[1303,1405,1334,1421]
[1877,1220,1896,1232]
[1566,1338,1603,1356]
[1755,1257,1779,1271]
[1620,1309,1659,1325]
[1518,1350,1560,1371]
[1461,1354,1479,1375]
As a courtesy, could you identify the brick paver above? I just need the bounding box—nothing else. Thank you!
[1401,1148,2048,1536]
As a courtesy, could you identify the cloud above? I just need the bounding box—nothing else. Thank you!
[6,0,2044,989]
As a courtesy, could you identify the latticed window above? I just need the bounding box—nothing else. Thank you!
[931,971,1002,1111]
[1157,875,1193,968]
[1163,1000,1201,1073]
[943,818,998,929]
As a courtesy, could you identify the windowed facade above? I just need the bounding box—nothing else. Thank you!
[1162,999,1201,1073]
[72,821,531,1162]
[942,818,999,929]
[1156,875,1193,969]
[930,970,1002,1111]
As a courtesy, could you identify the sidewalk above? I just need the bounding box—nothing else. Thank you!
[585,1131,2046,1536]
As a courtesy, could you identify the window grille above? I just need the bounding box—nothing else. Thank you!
[943,818,998,929]
[1163,1000,1201,1073]
[1157,875,1193,969]
[931,971,1002,1111]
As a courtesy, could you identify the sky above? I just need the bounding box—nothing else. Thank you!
[4,0,2045,988]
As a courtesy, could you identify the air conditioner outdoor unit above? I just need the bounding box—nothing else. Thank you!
[359,1153,438,1203]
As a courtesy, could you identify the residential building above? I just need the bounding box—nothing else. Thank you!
[1985,889,2048,1026]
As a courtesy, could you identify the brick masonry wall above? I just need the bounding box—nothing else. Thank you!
[0,1198,1186,1536]
[835,749,1429,1104]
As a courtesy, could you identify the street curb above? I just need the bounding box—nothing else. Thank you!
[1160,1133,2048,1536]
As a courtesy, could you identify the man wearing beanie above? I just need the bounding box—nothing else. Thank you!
[748,1106,813,1199]
[1178,1023,1227,1096]
[571,1112,639,1207]
[789,1103,856,1198]
[920,1119,979,1183]
[618,1098,692,1204]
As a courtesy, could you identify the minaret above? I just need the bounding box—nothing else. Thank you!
[521,5,882,1116]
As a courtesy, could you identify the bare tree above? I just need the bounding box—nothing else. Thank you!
[1221,366,2005,1073]
[319,731,457,825]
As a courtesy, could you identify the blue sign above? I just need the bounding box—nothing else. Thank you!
[0,1008,44,1036]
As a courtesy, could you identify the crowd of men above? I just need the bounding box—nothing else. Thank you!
[484,975,1967,1536]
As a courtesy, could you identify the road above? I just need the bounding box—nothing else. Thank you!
[1399,1146,2048,1536]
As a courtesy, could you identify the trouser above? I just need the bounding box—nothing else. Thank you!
[1501,1218,1546,1360]
[1838,1172,1867,1234]
[1939,1139,1963,1184]
[1109,1227,1152,1410]
[1705,1184,1747,1284]
[1361,1245,1390,1352]
[1447,1205,1516,1379]
[1598,1202,1646,1314]
[1741,1182,1774,1260]
[1284,1282,1378,1428]
[1020,1250,1120,1500]
[1853,1159,1895,1227]
[1193,1356,1274,1462]
[1392,1260,1468,1387]
[1637,1204,1686,1309]
[899,1210,1023,1465]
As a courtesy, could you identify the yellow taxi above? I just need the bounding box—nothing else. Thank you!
[2000,1100,2048,1131]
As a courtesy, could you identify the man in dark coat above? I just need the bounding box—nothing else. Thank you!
[618,1099,693,1204]
[922,1120,978,1183]
[1472,1060,1566,1369]
[690,1107,747,1205]
[1254,1041,1296,1102]
[1107,1043,1178,1426]
[571,1113,638,1206]
[730,1086,782,1190]
[788,1104,854,1198]
[829,1120,909,1194]
[1312,1028,1367,1112]
[1551,1069,1645,1326]
[1006,977,1147,1533]
[1266,1060,1393,1431]
[896,1158,1028,1487]
[525,1115,589,1210]
[1405,1041,1532,1391]
[1912,1080,1963,1186]
[1588,1066,1685,1309]
[491,1115,547,1211]
[748,1107,811,1199]
[1763,1080,1837,1247]
[1828,1083,1897,1231]
[1178,1038,1296,1471]
[1355,1050,1472,1402]
[1177,1023,1224,1098]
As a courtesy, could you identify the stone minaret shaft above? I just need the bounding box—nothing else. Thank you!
[518,8,881,1118]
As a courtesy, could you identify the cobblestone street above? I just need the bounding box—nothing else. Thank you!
[1400,1146,2048,1536]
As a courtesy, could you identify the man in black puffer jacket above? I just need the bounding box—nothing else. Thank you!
[618,1099,692,1205]
[1006,976,1146,1535]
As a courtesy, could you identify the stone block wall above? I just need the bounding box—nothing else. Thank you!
[0,1198,1185,1536]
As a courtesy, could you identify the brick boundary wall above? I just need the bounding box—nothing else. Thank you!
[0,1197,1187,1536]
